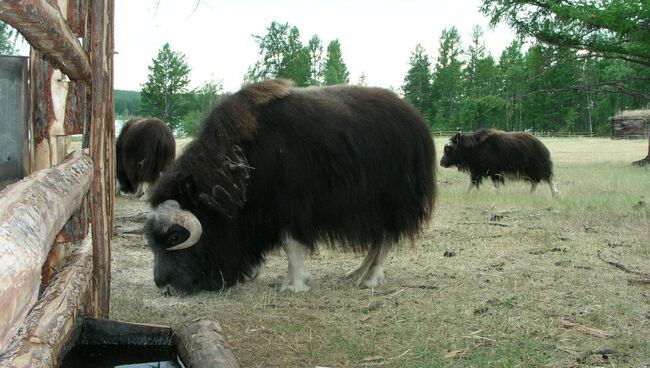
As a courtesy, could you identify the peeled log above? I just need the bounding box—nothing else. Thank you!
[0,238,93,367]
[174,319,239,368]
[0,150,92,353]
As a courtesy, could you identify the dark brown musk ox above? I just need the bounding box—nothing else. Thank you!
[144,79,437,295]
[116,117,175,200]
[440,128,560,196]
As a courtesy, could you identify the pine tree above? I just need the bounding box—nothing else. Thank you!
[140,43,191,132]
[498,40,526,131]
[247,22,321,86]
[403,44,433,123]
[431,27,464,130]
[278,26,311,86]
[307,35,325,85]
[323,40,350,85]
[481,0,650,99]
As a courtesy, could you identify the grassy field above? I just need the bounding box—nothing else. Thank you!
[110,137,650,368]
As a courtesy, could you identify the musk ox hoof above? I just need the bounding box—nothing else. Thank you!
[278,282,310,293]
[160,285,176,297]
[358,269,385,289]
[278,271,311,293]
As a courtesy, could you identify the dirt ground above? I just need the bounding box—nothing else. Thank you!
[109,137,650,367]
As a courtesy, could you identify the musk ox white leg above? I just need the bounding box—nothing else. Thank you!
[357,244,393,289]
[466,179,478,193]
[530,182,538,194]
[549,180,560,197]
[492,179,501,193]
[343,246,379,281]
[279,237,311,293]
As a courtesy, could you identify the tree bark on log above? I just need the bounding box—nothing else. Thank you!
[0,150,92,354]
[174,319,240,368]
[0,238,93,368]
[0,0,91,81]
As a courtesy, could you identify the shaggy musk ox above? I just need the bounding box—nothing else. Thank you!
[440,128,559,196]
[116,118,175,199]
[144,79,436,295]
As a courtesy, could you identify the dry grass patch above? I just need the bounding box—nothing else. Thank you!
[110,137,650,367]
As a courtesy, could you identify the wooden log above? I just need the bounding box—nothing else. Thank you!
[0,150,92,354]
[174,319,240,368]
[0,0,91,81]
[88,0,114,319]
[0,238,93,368]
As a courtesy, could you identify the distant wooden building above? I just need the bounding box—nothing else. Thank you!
[609,110,650,139]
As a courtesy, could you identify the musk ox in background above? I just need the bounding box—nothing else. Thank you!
[144,79,436,295]
[440,128,559,196]
[116,118,175,200]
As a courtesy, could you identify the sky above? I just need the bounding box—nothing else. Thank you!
[113,0,516,93]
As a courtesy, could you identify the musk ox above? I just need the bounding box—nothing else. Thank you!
[116,117,175,200]
[144,79,436,295]
[440,128,559,196]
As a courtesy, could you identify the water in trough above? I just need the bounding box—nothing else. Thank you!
[59,344,185,368]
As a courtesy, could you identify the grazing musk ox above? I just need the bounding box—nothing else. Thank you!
[144,79,436,295]
[440,128,559,196]
[116,118,175,200]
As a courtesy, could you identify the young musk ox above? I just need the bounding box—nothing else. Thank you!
[116,117,175,200]
[144,79,437,295]
[440,128,559,196]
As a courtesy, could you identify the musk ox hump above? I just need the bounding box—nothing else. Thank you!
[242,78,293,106]
[456,128,498,148]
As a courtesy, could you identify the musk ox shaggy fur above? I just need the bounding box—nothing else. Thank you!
[116,118,175,199]
[144,79,437,295]
[440,128,559,196]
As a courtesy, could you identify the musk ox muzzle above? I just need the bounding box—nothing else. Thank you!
[440,142,455,168]
[147,200,203,250]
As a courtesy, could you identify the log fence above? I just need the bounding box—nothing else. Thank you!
[0,0,114,366]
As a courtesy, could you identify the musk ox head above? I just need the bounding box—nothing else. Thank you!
[144,168,258,296]
[440,133,464,168]
[440,129,496,168]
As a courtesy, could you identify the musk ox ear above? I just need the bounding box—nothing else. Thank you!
[450,133,461,145]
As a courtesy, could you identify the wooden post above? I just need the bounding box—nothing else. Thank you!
[88,0,114,319]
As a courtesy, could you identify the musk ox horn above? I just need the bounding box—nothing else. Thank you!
[153,200,203,251]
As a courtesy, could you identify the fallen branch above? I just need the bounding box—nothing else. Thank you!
[456,222,512,228]
[627,278,650,285]
[597,251,650,278]
[558,320,613,338]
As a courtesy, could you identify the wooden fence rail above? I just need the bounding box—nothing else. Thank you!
[0,150,92,353]
[430,130,602,138]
